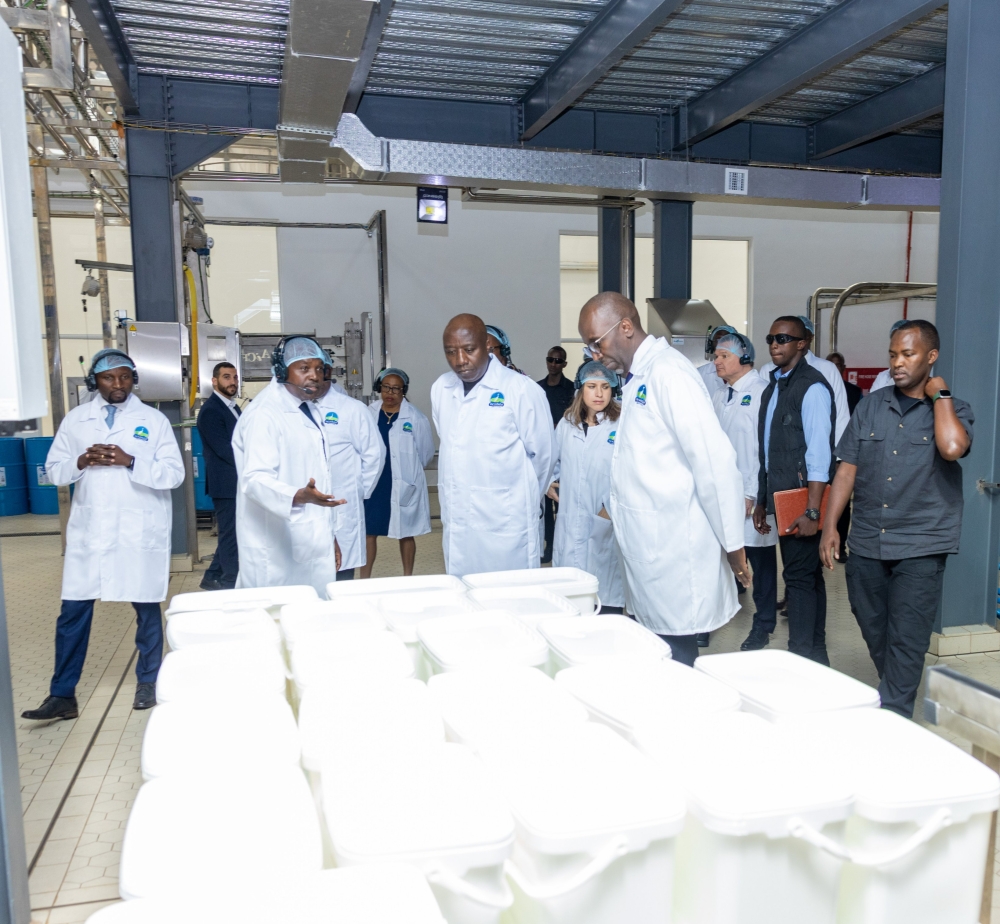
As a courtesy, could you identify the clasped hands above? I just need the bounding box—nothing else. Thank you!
[77,444,133,470]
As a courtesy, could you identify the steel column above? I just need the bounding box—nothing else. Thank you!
[652,200,692,299]
[598,207,634,300]
[92,195,114,347]
[935,0,1000,630]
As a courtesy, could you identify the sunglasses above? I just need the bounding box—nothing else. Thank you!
[546,356,566,365]
[765,333,805,346]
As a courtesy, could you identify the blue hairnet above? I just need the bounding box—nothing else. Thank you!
[798,315,815,335]
[280,337,328,368]
[577,360,618,388]
[890,319,908,334]
[715,333,755,364]
[711,325,737,338]
[485,325,511,356]
[91,349,135,375]
[376,367,409,389]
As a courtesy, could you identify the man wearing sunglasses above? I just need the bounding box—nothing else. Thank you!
[538,346,575,563]
[754,317,836,665]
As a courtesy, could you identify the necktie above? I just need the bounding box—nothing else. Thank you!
[728,387,734,402]
[104,405,117,429]
[299,402,321,431]
[625,373,633,384]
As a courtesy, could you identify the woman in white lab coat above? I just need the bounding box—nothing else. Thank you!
[547,362,625,610]
[362,369,434,577]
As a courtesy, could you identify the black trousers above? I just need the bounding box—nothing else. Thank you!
[837,500,852,559]
[846,553,946,719]
[659,634,699,667]
[205,497,239,588]
[746,545,778,634]
[778,533,828,665]
[543,496,557,557]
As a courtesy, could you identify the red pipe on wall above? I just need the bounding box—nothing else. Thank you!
[902,211,914,319]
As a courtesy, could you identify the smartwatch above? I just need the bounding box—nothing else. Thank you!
[933,389,953,402]
[804,508,820,521]
[127,456,135,472]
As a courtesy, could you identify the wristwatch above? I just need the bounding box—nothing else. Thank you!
[804,508,820,521]
[933,389,953,402]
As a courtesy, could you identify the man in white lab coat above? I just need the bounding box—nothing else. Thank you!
[233,337,346,595]
[579,293,750,667]
[21,349,185,719]
[432,314,554,577]
[698,324,736,397]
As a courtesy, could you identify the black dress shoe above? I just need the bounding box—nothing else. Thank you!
[133,682,157,710]
[21,695,78,721]
[740,626,771,651]
[199,578,223,591]
[696,632,710,648]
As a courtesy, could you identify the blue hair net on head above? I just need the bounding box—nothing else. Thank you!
[711,325,737,338]
[716,333,755,364]
[376,367,409,389]
[797,315,815,335]
[91,349,135,375]
[281,337,329,367]
[577,360,618,388]
[485,325,511,355]
[890,319,908,335]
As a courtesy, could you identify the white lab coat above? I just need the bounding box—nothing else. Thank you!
[712,369,778,549]
[45,393,185,602]
[369,398,434,540]
[315,388,385,570]
[611,336,745,635]
[551,415,625,607]
[432,355,554,577]
[232,383,339,594]
[698,361,725,396]
[761,350,849,443]
[871,368,893,392]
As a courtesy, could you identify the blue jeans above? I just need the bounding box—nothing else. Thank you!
[746,545,778,634]
[51,600,163,698]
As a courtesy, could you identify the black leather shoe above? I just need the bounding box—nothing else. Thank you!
[696,632,710,648]
[21,695,78,721]
[199,578,223,591]
[133,682,157,710]
[740,626,771,651]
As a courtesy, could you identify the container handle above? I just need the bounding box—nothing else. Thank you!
[425,865,514,909]
[504,835,630,900]
[788,807,953,868]
[592,595,602,615]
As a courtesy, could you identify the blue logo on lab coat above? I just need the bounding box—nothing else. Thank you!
[133,426,149,441]
[489,392,505,407]
[634,384,647,406]
[607,430,616,445]
[741,394,752,406]
[324,411,339,425]
[402,421,413,433]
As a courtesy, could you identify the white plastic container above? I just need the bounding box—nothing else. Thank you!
[279,599,386,653]
[326,573,467,601]
[463,567,599,616]
[427,668,588,751]
[118,767,323,900]
[634,711,854,924]
[322,742,516,924]
[538,615,671,672]
[468,586,579,629]
[140,698,300,780]
[694,650,880,723]
[418,611,549,675]
[792,708,1000,924]
[478,722,686,924]
[155,640,288,705]
[164,608,280,651]
[555,659,740,742]
[86,865,447,924]
[289,626,414,698]
[379,591,482,678]
[166,585,318,618]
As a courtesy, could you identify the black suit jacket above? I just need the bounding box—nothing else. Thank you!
[197,392,239,499]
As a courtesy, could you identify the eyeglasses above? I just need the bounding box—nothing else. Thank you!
[586,318,623,354]
[381,385,404,395]
[765,333,805,346]
[546,356,566,365]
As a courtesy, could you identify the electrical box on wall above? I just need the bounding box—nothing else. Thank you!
[116,321,188,401]
[197,324,241,400]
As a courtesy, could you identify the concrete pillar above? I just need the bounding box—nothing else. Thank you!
[652,200,693,299]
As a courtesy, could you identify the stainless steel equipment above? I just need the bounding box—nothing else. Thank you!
[343,319,364,400]
[646,298,729,366]
[115,321,188,401]
[196,324,241,400]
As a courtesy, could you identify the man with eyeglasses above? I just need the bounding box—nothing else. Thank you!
[754,317,836,665]
[537,346,575,562]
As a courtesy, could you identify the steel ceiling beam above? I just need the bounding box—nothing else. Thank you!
[520,0,686,141]
[67,0,138,114]
[343,0,394,114]
[811,64,945,159]
[676,0,943,148]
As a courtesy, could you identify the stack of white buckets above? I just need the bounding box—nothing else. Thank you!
[88,567,999,924]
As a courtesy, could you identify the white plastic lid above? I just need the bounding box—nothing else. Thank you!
[379,591,481,643]
[695,650,880,722]
[417,611,549,673]
[467,586,579,629]
[538,615,671,667]
[119,767,323,900]
[633,711,854,837]
[167,585,318,617]
[141,698,300,780]
[289,627,415,696]
[322,742,514,869]
[326,574,466,600]
[165,609,280,651]
[155,641,287,704]
[478,723,685,855]
[463,567,598,596]
[86,866,447,924]
[298,678,445,772]
[280,600,386,651]
[555,659,741,737]
[427,668,588,750]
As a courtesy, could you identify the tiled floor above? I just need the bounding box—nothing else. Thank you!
[6,508,1000,922]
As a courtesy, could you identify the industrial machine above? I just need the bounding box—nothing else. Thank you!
[115,321,189,402]
[645,298,731,366]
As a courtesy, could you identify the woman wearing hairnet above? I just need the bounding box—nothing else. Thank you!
[547,361,625,611]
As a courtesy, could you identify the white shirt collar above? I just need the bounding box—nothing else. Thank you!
[214,388,236,408]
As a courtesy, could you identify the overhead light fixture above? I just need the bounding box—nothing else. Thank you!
[416,186,448,224]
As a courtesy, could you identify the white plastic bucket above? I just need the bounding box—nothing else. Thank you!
[478,722,685,924]
[467,586,579,630]
[694,650,880,723]
[164,608,280,651]
[166,585,318,618]
[289,626,414,698]
[379,591,482,679]
[155,640,288,705]
[555,659,740,742]
[418,611,549,675]
[119,767,323,900]
[633,711,854,924]
[322,742,516,924]
[427,668,588,751]
[538,615,671,672]
[463,568,599,616]
[326,574,467,601]
[279,600,386,653]
[86,865,447,924]
[141,698,300,780]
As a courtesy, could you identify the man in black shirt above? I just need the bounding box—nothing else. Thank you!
[538,346,575,562]
[821,320,973,718]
